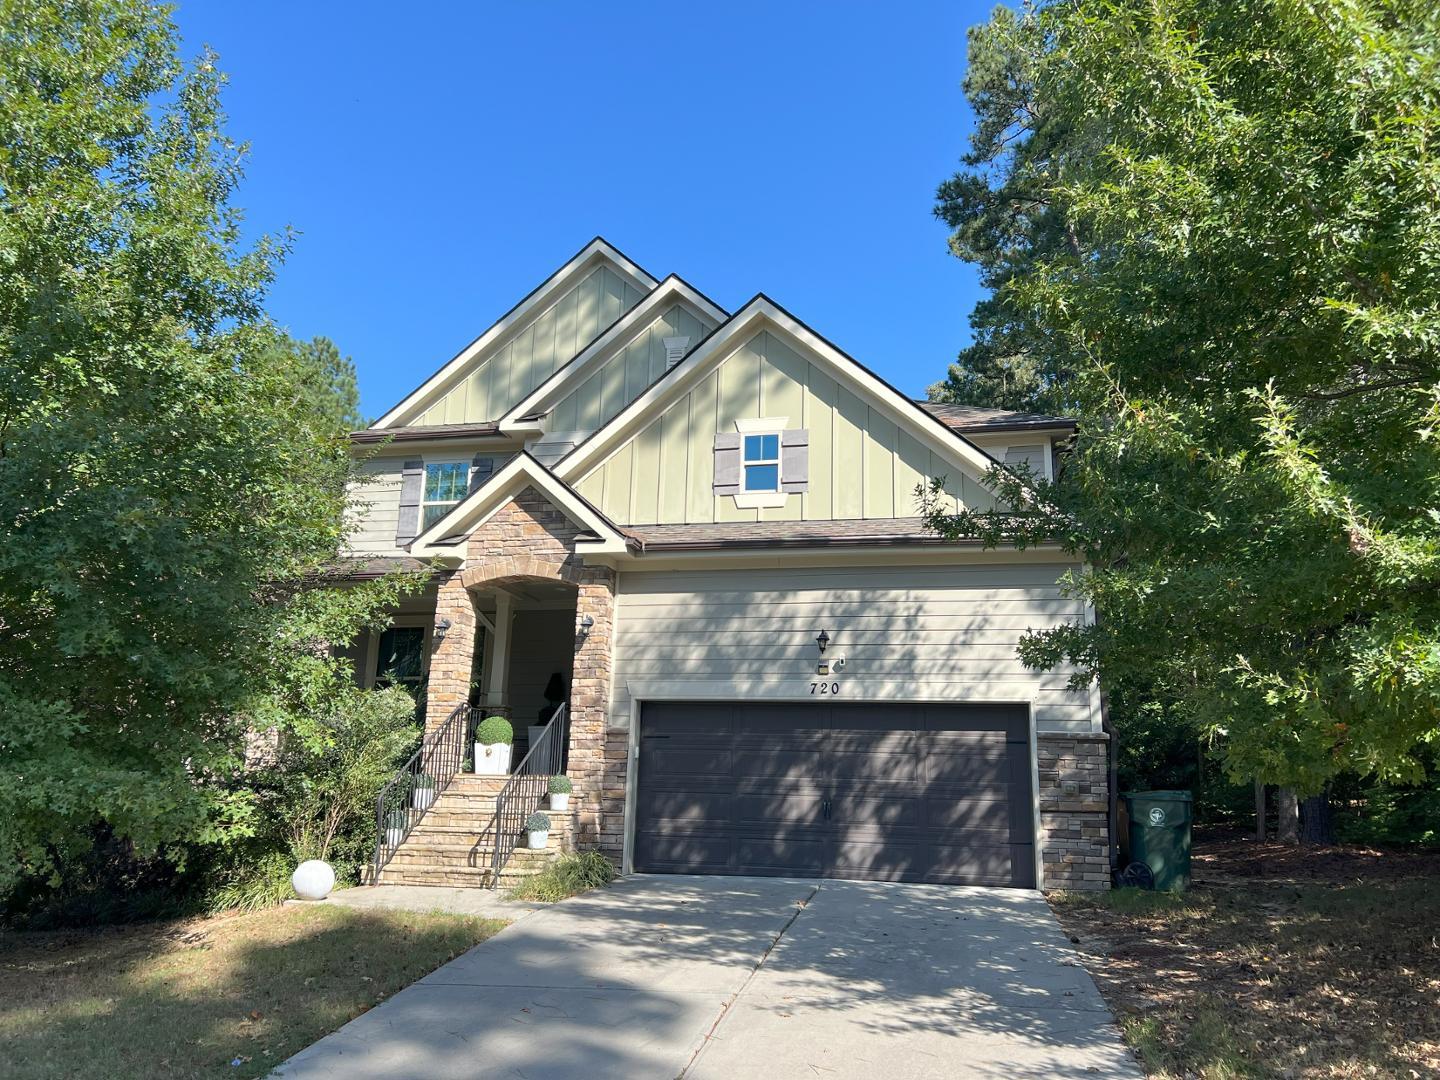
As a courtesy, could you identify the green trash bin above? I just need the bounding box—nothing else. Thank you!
[1121,790,1193,891]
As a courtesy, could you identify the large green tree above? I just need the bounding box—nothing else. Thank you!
[0,0,406,892]
[930,0,1440,793]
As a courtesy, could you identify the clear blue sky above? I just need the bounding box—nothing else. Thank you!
[172,1,988,422]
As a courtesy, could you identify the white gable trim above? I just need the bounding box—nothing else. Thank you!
[409,452,630,561]
[497,274,727,435]
[554,295,1004,491]
[371,238,658,430]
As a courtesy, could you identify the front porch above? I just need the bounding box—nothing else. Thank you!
[363,487,622,887]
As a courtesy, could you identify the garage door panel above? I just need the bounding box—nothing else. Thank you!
[634,831,736,874]
[922,704,1030,738]
[642,744,733,778]
[634,702,1035,887]
[735,836,826,875]
[642,702,737,736]
[829,703,926,730]
[830,747,919,783]
[731,746,826,781]
[732,792,823,826]
[636,786,738,824]
[830,791,922,829]
[922,795,1018,831]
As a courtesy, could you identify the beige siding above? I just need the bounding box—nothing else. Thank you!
[414,266,646,425]
[549,303,715,435]
[611,565,1099,735]
[345,451,512,555]
[575,329,993,525]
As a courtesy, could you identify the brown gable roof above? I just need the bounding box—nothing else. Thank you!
[916,401,1075,434]
[349,422,503,444]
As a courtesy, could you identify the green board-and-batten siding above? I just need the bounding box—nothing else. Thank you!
[549,303,716,434]
[414,265,646,425]
[572,329,995,525]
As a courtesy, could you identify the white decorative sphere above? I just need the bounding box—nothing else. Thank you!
[291,859,335,900]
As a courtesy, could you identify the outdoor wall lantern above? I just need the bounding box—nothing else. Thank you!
[578,613,595,638]
[434,617,453,643]
[815,629,830,654]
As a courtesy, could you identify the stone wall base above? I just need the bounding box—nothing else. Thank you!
[1037,731,1112,891]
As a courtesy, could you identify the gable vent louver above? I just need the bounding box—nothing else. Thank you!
[663,336,691,369]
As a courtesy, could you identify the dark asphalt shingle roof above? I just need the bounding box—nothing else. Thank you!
[349,422,501,444]
[619,518,979,551]
[916,401,1076,433]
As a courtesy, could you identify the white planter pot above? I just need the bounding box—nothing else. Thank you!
[411,787,436,810]
[549,792,570,811]
[385,827,406,849]
[291,859,335,901]
[474,742,512,775]
[527,829,550,850]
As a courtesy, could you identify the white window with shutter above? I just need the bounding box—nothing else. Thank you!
[715,418,808,509]
[420,461,470,530]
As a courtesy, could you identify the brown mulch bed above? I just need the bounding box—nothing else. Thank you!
[1050,831,1440,1079]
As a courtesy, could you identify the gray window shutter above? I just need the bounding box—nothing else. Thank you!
[780,429,809,494]
[469,453,494,493]
[395,459,424,545]
[713,432,741,495]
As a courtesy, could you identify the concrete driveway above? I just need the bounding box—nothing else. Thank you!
[274,876,1140,1079]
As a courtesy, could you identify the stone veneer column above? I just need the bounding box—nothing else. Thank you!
[447,486,624,866]
[569,569,617,856]
[1036,732,1112,890]
[423,570,478,735]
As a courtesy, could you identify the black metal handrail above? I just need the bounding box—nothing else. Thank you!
[487,704,568,886]
[370,700,487,883]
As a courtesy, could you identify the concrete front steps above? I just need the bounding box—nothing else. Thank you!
[366,773,578,890]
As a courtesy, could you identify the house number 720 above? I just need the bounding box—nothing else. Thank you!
[810,681,841,695]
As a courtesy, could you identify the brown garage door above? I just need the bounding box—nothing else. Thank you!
[634,701,1035,887]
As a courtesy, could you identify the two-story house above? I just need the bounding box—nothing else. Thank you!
[346,238,1109,891]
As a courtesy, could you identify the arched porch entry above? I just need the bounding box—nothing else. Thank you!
[421,488,618,850]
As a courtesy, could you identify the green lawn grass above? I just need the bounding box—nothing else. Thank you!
[0,903,505,1079]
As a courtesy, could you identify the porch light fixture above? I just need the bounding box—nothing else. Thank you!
[434,618,453,643]
[815,629,830,654]
[578,614,595,637]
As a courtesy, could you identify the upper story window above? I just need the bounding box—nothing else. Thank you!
[742,433,781,492]
[422,462,469,528]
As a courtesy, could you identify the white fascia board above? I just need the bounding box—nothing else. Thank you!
[497,275,728,435]
[555,297,1004,489]
[371,239,659,430]
[409,452,629,557]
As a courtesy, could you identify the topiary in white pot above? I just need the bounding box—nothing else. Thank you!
[526,810,551,850]
[473,716,513,775]
[384,808,408,850]
[548,774,572,811]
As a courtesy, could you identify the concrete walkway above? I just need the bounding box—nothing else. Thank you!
[273,876,1140,1080]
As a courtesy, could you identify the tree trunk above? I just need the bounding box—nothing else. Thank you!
[1276,787,1300,845]
[1300,789,1334,845]
[1254,779,1267,841]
